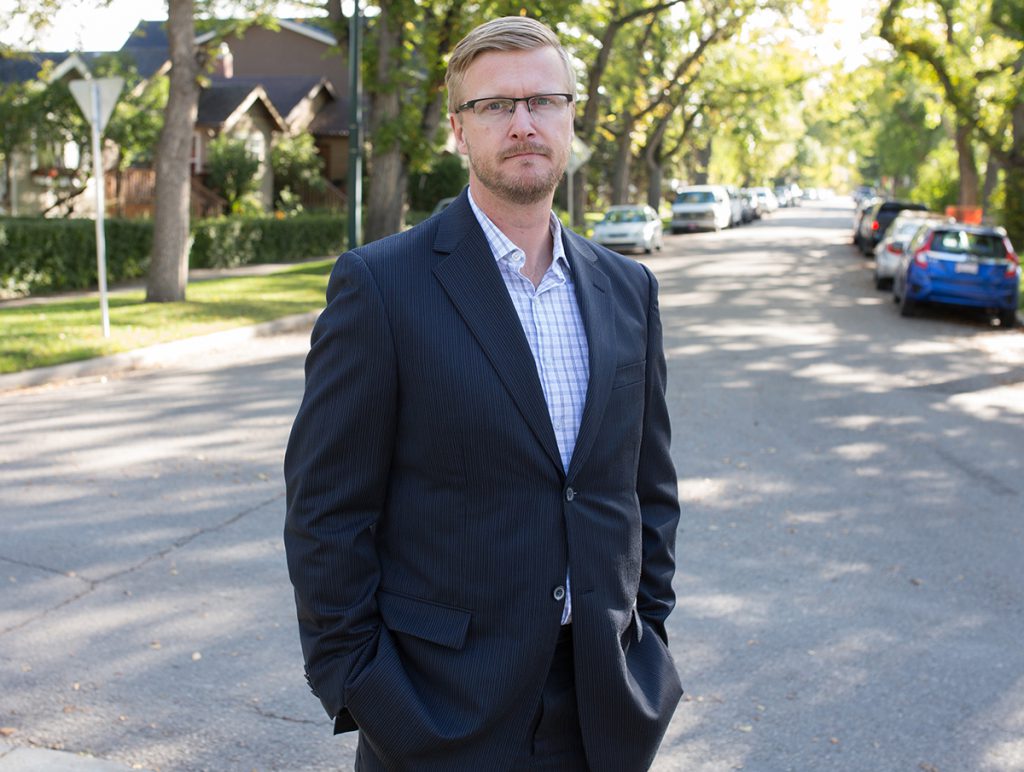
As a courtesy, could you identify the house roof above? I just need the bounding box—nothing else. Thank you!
[196,82,287,132]
[0,51,98,84]
[209,75,336,123]
[307,96,350,137]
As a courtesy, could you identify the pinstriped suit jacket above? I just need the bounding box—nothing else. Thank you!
[284,189,683,771]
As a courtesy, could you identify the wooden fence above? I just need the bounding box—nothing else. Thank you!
[105,169,226,219]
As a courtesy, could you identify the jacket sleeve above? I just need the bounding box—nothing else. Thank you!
[635,264,681,644]
[283,250,397,722]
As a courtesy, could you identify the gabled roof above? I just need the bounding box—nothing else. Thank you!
[196,82,286,132]
[307,96,350,137]
[209,75,336,124]
[123,17,337,54]
[0,51,97,84]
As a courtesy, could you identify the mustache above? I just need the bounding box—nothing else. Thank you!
[502,143,551,159]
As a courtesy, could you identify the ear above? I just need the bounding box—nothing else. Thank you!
[450,114,469,156]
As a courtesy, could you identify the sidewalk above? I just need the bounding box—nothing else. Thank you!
[0,260,326,393]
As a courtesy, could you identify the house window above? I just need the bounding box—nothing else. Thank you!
[245,132,266,167]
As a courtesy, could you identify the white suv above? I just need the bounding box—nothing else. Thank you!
[670,185,732,233]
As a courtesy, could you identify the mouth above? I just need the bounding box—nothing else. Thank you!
[503,144,551,161]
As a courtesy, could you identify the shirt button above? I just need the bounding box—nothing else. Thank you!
[565,487,576,502]
[553,586,566,601]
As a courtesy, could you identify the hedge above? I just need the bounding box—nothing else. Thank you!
[0,213,347,296]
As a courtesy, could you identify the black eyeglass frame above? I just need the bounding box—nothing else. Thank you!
[454,93,575,116]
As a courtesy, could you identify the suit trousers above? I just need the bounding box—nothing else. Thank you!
[353,625,589,771]
[511,624,589,771]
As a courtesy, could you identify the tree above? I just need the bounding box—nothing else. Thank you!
[146,0,201,302]
[881,0,1024,244]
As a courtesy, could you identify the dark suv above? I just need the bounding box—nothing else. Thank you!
[856,200,931,255]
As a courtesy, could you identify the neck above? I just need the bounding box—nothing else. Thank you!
[470,181,555,284]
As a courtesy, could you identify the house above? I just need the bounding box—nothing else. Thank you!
[0,16,350,218]
[0,51,101,217]
[124,18,351,188]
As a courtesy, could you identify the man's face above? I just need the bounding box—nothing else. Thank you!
[450,46,574,206]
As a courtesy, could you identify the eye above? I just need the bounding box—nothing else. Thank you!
[478,99,511,113]
[530,96,555,108]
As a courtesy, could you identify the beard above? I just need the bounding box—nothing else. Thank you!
[467,140,569,205]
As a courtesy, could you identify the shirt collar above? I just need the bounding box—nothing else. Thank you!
[467,188,571,278]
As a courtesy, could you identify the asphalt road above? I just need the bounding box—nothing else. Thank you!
[1,199,1022,772]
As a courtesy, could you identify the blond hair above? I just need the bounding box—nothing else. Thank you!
[445,17,576,114]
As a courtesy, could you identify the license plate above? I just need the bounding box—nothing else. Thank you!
[955,261,978,274]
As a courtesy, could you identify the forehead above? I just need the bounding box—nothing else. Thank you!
[459,46,570,99]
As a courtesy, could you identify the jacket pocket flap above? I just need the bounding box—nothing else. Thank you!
[377,590,471,650]
[612,360,646,389]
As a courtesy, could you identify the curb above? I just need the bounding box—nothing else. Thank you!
[0,742,153,772]
[0,310,319,394]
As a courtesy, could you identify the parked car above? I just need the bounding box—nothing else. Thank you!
[893,223,1020,328]
[739,189,761,222]
[853,185,876,205]
[670,185,732,233]
[856,199,930,255]
[592,204,664,254]
[725,185,746,226]
[750,187,779,215]
[873,212,949,289]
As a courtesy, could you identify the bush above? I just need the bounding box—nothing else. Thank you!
[205,134,262,212]
[0,214,346,295]
[0,217,151,295]
[408,153,467,212]
[189,214,347,268]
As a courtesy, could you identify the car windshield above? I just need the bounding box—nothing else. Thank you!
[675,191,714,204]
[605,210,645,223]
[931,231,1007,258]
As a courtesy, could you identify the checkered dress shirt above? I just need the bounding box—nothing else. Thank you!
[468,190,589,624]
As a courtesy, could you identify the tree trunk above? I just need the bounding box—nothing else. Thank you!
[610,117,634,204]
[146,0,200,303]
[364,2,405,242]
[1002,101,1024,250]
[646,149,663,211]
[954,122,979,208]
[693,139,712,185]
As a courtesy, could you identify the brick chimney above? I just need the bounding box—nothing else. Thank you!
[214,42,233,79]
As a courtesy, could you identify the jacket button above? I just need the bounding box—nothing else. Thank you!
[565,487,575,501]
[553,586,566,601]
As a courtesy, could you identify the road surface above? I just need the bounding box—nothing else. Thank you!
[1,199,1022,771]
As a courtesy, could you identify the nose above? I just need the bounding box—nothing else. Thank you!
[507,100,537,137]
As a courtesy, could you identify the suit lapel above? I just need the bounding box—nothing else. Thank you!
[564,231,615,480]
[431,194,564,474]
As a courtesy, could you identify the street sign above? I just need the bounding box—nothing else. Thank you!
[568,137,592,175]
[68,77,125,338]
[69,77,124,134]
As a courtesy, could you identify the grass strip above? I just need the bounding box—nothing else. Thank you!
[0,259,333,374]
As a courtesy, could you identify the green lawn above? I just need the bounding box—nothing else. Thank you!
[0,259,333,374]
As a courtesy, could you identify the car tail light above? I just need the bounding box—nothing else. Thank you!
[913,233,933,268]
[871,220,880,232]
[886,243,902,254]
[1004,237,1020,277]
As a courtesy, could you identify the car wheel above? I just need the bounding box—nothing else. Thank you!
[998,308,1017,328]
[874,273,889,291]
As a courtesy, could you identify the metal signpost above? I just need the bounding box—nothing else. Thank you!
[347,0,363,250]
[69,77,124,338]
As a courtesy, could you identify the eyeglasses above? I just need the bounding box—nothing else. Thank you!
[455,93,573,124]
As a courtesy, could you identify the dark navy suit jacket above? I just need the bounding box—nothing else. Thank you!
[284,190,682,771]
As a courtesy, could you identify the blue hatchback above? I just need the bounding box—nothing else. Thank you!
[893,223,1020,328]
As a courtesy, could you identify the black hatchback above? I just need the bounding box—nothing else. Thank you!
[856,200,931,255]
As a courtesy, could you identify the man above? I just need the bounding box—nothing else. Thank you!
[284,16,682,771]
